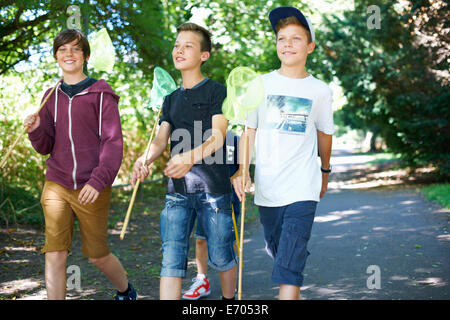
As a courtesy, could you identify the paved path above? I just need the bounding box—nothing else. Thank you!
[195,150,450,300]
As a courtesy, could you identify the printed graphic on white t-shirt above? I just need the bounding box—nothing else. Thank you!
[265,95,312,135]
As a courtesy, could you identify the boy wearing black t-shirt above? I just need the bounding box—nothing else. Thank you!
[132,22,237,300]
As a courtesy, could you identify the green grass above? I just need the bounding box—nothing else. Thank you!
[421,184,450,209]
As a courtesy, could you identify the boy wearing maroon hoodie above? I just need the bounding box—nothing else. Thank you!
[24,29,136,300]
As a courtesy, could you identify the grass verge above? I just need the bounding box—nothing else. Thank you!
[421,183,450,209]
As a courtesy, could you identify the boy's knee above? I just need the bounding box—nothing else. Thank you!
[88,253,111,267]
[46,250,68,261]
[45,251,69,270]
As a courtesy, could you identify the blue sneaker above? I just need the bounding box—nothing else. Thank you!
[114,284,138,300]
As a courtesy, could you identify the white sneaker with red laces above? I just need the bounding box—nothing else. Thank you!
[182,275,211,300]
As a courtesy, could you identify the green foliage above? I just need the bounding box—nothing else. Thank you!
[196,0,333,83]
[321,0,449,177]
[0,62,55,227]
[421,184,450,209]
[0,0,67,74]
[0,118,46,227]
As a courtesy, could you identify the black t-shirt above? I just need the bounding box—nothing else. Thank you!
[159,78,232,195]
[61,77,97,97]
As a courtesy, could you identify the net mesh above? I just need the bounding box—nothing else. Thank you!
[148,67,177,110]
[222,66,264,122]
[88,28,115,72]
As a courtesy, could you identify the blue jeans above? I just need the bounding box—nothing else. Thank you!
[259,201,317,286]
[160,192,237,277]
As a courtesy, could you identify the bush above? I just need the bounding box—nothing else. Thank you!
[1,121,46,227]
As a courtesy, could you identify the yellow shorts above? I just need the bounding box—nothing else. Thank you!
[40,180,112,258]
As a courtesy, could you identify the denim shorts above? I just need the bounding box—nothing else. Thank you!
[195,202,240,240]
[160,192,237,277]
[259,201,317,286]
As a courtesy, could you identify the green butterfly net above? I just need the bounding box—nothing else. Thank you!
[148,67,177,110]
[88,28,116,72]
[222,66,264,123]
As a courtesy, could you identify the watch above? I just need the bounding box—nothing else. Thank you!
[320,165,332,173]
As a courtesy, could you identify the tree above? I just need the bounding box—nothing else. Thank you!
[321,0,449,177]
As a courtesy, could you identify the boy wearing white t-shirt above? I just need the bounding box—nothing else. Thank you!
[231,7,333,300]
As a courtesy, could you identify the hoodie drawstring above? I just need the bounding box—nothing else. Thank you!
[99,92,103,139]
[54,82,61,126]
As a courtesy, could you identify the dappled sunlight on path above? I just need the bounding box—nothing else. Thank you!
[201,148,450,300]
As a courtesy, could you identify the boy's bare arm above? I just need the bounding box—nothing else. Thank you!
[142,121,171,165]
[231,127,257,202]
[238,127,256,173]
[317,130,332,198]
[164,114,228,179]
[191,114,228,163]
[132,121,171,186]
[317,130,332,169]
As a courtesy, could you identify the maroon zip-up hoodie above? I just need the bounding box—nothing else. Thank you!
[28,79,123,193]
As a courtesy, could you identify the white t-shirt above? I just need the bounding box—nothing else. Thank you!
[246,70,334,207]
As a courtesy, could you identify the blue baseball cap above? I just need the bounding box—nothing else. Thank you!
[269,6,315,43]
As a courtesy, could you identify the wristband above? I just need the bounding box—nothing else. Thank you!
[320,165,332,173]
